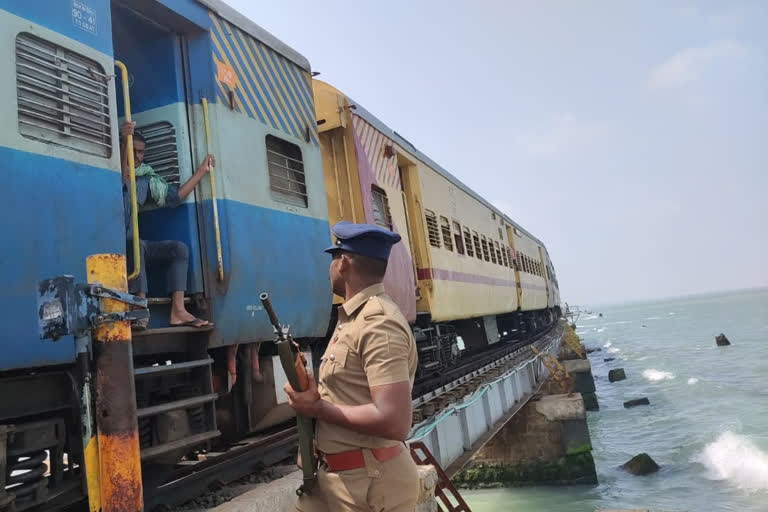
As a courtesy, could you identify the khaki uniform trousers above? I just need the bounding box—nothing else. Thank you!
[293,448,419,512]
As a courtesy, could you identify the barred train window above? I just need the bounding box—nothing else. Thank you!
[489,238,497,264]
[463,227,474,257]
[425,210,441,248]
[472,231,482,260]
[371,185,393,230]
[266,135,307,207]
[16,33,111,157]
[453,221,464,255]
[481,236,490,261]
[494,241,502,265]
[501,242,509,267]
[440,216,453,251]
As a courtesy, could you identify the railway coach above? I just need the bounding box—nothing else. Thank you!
[0,1,332,509]
[313,80,561,376]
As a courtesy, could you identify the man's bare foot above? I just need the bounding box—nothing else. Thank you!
[169,309,211,328]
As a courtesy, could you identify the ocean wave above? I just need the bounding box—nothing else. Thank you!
[607,347,620,354]
[645,316,663,320]
[688,377,699,385]
[597,327,605,332]
[603,341,612,348]
[692,431,768,492]
[642,369,676,381]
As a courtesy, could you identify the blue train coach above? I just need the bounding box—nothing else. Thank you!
[0,1,332,509]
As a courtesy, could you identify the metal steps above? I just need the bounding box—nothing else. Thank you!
[133,353,219,462]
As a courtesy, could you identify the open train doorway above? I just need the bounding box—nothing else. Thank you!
[111,0,208,328]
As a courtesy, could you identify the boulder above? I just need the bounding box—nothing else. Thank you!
[621,453,659,475]
[608,368,626,382]
[715,333,731,346]
[586,347,602,354]
[603,357,615,362]
[623,397,650,408]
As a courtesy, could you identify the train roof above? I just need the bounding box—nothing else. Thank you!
[198,0,311,72]
[348,99,546,247]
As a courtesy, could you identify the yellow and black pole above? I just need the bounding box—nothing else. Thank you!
[86,254,143,511]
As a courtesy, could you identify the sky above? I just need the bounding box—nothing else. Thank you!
[226,0,767,306]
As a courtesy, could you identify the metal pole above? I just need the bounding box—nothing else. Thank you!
[75,333,102,512]
[86,254,143,511]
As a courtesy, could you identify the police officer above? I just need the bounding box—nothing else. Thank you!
[284,221,420,512]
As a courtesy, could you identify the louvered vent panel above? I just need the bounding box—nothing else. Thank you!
[139,121,180,185]
[16,33,111,157]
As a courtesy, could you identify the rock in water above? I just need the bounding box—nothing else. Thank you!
[623,397,650,408]
[621,453,660,475]
[603,357,615,362]
[715,333,731,346]
[586,347,602,354]
[608,368,626,382]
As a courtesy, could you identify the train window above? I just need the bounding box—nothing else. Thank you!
[463,227,474,257]
[425,210,441,248]
[498,227,503,240]
[453,221,465,255]
[138,121,180,185]
[481,236,490,262]
[440,216,453,251]
[489,237,497,264]
[16,33,112,157]
[491,212,496,220]
[472,231,482,259]
[496,242,504,265]
[501,244,509,267]
[266,135,307,207]
[371,185,393,230]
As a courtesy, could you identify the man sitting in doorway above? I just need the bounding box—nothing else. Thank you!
[120,120,214,330]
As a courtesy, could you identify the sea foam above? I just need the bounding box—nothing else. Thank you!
[693,431,768,492]
[642,369,676,381]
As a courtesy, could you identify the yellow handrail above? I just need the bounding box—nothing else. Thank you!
[200,98,224,281]
[114,61,140,281]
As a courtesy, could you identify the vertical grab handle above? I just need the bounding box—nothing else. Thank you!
[200,98,224,282]
[114,61,140,281]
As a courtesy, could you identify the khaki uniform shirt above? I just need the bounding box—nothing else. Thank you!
[315,283,418,454]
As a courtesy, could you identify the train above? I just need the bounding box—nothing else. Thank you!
[0,1,560,510]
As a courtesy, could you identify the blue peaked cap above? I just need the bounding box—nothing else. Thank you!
[324,221,401,262]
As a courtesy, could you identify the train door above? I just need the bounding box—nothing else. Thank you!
[111,2,207,326]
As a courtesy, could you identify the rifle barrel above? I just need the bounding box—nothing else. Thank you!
[259,293,281,331]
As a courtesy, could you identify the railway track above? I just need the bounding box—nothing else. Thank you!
[143,426,298,511]
[412,321,563,405]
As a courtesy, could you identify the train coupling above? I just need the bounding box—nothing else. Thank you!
[36,275,148,340]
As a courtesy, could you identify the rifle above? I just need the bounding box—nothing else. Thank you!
[259,292,316,495]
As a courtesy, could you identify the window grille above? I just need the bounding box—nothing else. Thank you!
[440,216,453,251]
[498,227,503,240]
[138,121,180,185]
[425,210,441,248]
[453,221,464,255]
[501,243,509,267]
[463,227,473,257]
[266,135,307,207]
[472,232,482,260]
[16,33,111,157]
[371,185,393,230]
[494,241,503,265]
[489,238,497,264]
[481,236,490,261]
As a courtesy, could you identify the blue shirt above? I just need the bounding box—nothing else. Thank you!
[123,175,180,240]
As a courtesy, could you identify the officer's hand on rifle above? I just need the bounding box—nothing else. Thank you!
[284,371,322,418]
